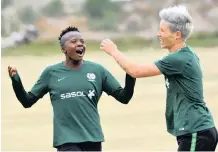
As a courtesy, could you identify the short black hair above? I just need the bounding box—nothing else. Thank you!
[58,26,80,40]
[58,26,80,48]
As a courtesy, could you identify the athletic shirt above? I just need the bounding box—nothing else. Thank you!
[155,46,214,136]
[12,60,136,147]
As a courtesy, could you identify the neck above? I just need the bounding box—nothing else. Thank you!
[168,41,186,53]
[64,58,83,70]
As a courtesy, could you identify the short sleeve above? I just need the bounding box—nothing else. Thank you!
[100,65,122,96]
[30,67,50,98]
[154,54,186,76]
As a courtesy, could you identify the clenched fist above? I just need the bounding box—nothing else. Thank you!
[8,66,17,77]
[100,38,118,55]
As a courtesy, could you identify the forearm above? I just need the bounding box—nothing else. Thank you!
[111,74,136,104]
[110,50,138,78]
[110,50,162,78]
[11,74,38,108]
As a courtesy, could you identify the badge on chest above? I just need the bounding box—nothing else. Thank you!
[87,73,96,82]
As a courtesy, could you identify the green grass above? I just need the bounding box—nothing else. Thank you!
[2,35,218,56]
[2,40,60,56]
[2,40,102,56]
[1,38,152,56]
[187,34,218,47]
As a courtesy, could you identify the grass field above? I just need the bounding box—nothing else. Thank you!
[2,48,218,151]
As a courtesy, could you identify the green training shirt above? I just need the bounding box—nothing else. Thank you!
[155,46,214,136]
[11,60,136,147]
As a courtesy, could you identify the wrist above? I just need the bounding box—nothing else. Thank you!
[110,49,119,57]
[11,73,20,82]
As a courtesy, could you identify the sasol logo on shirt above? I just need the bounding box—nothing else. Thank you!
[60,90,95,100]
[60,91,85,99]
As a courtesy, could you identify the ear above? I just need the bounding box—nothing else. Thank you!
[61,48,66,54]
[175,31,182,40]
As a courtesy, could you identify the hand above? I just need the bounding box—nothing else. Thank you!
[8,66,17,77]
[100,38,118,55]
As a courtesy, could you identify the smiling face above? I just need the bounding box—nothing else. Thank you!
[157,20,182,50]
[61,31,86,61]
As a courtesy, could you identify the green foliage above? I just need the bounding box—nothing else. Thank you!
[83,0,104,19]
[41,0,65,18]
[88,11,118,31]
[2,40,60,56]
[1,14,7,37]
[83,0,119,19]
[1,15,20,37]
[83,0,121,31]
[1,0,13,9]
[187,32,218,47]
[18,6,39,24]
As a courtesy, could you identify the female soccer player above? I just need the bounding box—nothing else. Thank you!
[8,26,136,152]
[100,5,218,151]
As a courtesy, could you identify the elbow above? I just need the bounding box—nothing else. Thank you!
[124,99,131,104]
[23,104,32,108]
[127,69,137,78]
[21,102,33,108]
[119,95,133,104]
[128,70,139,78]
[18,96,37,108]
[130,73,138,78]
[128,67,141,78]
[120,99,130,104]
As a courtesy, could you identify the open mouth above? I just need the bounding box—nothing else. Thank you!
[159,39,164,44]
[75,48,84,56]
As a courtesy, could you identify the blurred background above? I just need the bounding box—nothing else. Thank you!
[1,0,218,53]
[1,0,218,151]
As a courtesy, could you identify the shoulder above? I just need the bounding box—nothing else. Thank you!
[84,60,112,78]
[84,60,101,66]
[40,62,62,74]
[84,60,107,71]
[162,46,193,64]
[48,62,63,69]
[177,46,198,65]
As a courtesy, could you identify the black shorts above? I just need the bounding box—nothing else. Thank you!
[57,142,102,152]
[177,127,218,151]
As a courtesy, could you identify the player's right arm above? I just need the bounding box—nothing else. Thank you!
[8,66,50,108]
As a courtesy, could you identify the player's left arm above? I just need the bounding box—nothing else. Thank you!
[110,73,136,104]
[101,65,136,104]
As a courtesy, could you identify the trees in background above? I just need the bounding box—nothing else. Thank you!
[83,0,122,31]
[18,6,39,24]
[1,0,13,9]
[40,0,65,18]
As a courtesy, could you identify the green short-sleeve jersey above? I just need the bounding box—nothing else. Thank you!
[155,46,214,136]
[30,61,124,147]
